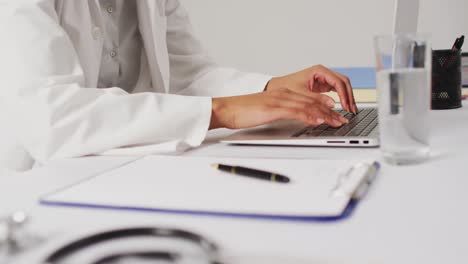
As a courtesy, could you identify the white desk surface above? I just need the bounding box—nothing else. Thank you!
[2,103,468,263]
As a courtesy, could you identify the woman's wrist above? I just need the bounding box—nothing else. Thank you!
[209,98,224,130]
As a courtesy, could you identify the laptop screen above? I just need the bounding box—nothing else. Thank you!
[393,0,419,34]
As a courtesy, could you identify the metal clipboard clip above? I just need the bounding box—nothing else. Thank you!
[331,161,380,200]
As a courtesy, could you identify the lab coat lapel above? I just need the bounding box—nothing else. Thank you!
[137,0,170,93]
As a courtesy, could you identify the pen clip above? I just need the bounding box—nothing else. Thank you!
[330,162,380,200]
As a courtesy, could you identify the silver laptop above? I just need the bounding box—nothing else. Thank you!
[222,0,419,147]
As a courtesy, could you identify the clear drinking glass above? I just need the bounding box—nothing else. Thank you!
[374,34,431,165]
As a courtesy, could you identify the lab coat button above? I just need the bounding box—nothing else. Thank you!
[110,50,117,58]
[107,6,114,14]
[92,27,101,40]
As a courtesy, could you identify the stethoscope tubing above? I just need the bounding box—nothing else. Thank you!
[42,227,222,264]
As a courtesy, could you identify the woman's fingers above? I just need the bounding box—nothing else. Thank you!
[273,88,336,109]
[317,107,348,127]
[322,73,350,112]
[312,65,358,113]
[293,92,349,126]
[270,90,347,127]
[283,105,347,127]
[308,77,335,93]
[334,72,358,113]
[275,108,325,127]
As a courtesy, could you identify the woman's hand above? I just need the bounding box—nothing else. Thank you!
[265,65,358,113]
[210,88,348,130]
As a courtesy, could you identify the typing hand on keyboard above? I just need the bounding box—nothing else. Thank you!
[265,65,358,113]
[210,88,349,130]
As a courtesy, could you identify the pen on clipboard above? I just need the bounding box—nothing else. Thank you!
[212,164,291,184]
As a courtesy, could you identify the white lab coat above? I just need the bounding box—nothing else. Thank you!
[0,0,271,172]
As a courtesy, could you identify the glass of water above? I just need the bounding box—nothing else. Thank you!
[374,34,431,165]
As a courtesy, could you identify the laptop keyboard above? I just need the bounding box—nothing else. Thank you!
[292,108,378,138]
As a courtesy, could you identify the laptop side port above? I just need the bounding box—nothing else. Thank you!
[350,140,359,144]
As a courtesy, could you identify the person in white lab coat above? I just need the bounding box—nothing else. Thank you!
[0,0,357,172]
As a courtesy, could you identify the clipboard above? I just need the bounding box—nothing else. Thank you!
[40,156,379,222]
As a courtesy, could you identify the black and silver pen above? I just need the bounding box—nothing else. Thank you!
[212,164,290,184]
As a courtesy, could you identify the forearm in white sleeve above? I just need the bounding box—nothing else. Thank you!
[0,2,211,165]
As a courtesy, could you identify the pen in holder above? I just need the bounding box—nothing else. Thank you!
[432,49,462,109]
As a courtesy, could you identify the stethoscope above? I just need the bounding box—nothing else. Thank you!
[43,227,223,264]
[1,212,223,264]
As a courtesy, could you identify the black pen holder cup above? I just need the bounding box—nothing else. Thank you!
[432,49,462,110]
